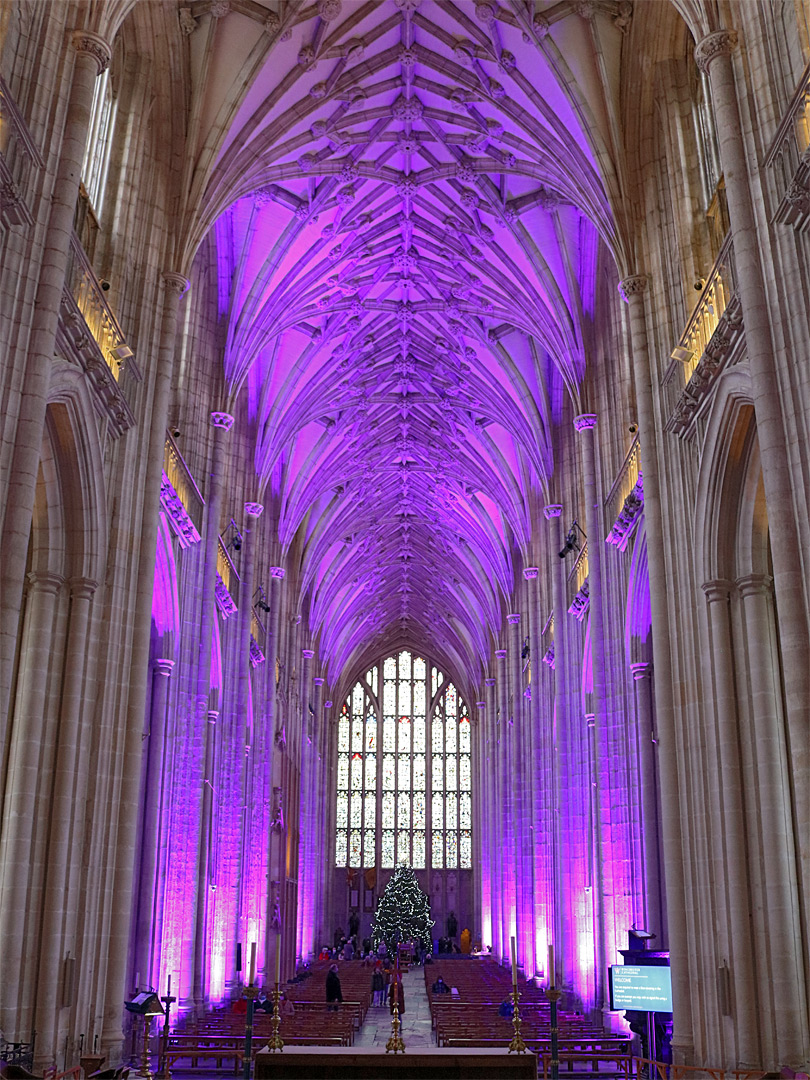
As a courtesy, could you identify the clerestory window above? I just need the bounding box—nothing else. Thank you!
[335,650,472,871]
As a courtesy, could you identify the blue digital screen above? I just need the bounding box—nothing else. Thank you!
[609,965,672,1012]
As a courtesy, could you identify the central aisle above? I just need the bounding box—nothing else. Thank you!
[354,965,434,1048]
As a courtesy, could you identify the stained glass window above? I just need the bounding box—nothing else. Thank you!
[334,654,472,874]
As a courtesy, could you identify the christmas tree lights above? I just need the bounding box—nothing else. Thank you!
[371,863,434,955]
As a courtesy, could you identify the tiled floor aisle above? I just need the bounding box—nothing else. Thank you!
[354,966,435,1048]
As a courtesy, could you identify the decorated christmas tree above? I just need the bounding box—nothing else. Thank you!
[371,863,434,955]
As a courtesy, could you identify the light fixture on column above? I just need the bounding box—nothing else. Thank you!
[254,585,271,613]
[558,520,586,559]
[224,518,243,552]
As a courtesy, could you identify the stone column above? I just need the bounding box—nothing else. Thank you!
[235,502,262,964]
[574,414,609,1009]
[495,647,511,961]
[507,612,531,973]
[132,657,174,1000]
[102,270,189,1059]
[264,567,285,979]
[736,574,806,1065]
[629,664,663,945]
[0,30,111,753]
[524,566,545,977]
[484,676,498,952]
[696,29,809,873]
[619,274,693,1061]
[310,675,325,953]
[544,505,567,978]
[296,647,313,959]
[191,411,234,1008]
[0,571,64,1036]
[699,582,759,1062]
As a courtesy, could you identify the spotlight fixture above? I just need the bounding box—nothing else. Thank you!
[521,637,530,661]
[254,585,271,613]
[558,520,586,559]
[224,518,243,552]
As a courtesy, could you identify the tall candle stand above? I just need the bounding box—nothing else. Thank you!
[266,985,284,1052]
[159,991,176,1080]
[547,987,561,1080]
[385,997,405,1054]
[508,981,527,1054]
[137,1015,155,1080]
[242,985,259,1080]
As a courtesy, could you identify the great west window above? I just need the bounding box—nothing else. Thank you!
[335,651,472,870]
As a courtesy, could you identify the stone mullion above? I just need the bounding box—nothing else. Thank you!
[0,32,111,743]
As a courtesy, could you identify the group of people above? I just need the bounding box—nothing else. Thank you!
[325,955,407,1014]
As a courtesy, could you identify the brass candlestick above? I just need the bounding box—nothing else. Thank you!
[385,997,406,1054]
[508,983,527,1054]
[547,987,561,1080]
[138,1015,154,1080]
[266,985,284,1052]
[242,984,259,1080]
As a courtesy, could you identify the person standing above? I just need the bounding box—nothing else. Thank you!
[326,964,343,1012]
[371,963,385,1007]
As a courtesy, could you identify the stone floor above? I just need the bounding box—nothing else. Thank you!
[354,966,435,1048]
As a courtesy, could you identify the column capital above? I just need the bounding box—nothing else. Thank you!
[702,578,734,604]
[71,30,112,74]
[162,271,190,297]
[695,29,738,74]
[574,413,597,432]
[618,274,648,302]
[523,567,538,579]
[495,649,507,660]
[507,613,521,624]
[207,710,219,722]
[269,566,286,579]
[476,701,485,708]
[302,648,315,659]
[630,661,652,681]
[484,677,496,686]
[68,576,98,599]
[153,658,176,677]
[244,502,264,517]
[26,570,65,594]
[210,411,235,430]
[324,700,333,708]
[543,504,563,520]
[313,676,325,686]
[736,573,773,599]
[585,713,595,728]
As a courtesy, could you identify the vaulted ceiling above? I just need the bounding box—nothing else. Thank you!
[175,0,632,687]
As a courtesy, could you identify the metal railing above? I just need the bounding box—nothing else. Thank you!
[764,60,810,182]
[163,433,204,537]
[605,435,640,531]
[672,234,735,385]
[217,537,240,597]
[64,231,134,380]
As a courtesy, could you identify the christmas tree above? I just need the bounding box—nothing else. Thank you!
[371,863,434,955]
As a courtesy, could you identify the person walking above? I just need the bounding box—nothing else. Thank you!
[326,964,343,1012]
[371,963,385,1007]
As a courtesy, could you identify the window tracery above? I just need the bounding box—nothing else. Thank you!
[335,650,472,871]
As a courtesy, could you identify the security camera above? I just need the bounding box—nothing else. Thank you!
[629,423,638,434]
[693,279,705,291]
[101,279,111,291]
[173,429,181,438]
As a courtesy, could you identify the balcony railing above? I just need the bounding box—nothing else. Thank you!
[0,74,43,227]
[566,542,589,621]
[671,234,736,384]
[161,434,204,548]
[250,608,267,667]
[64,231,135,380]
[664,235,744,438]
[604,436,643,551]
[764,60,810,229]
[216,538,239,617]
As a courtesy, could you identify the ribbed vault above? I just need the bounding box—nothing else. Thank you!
[179,0,628,685]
